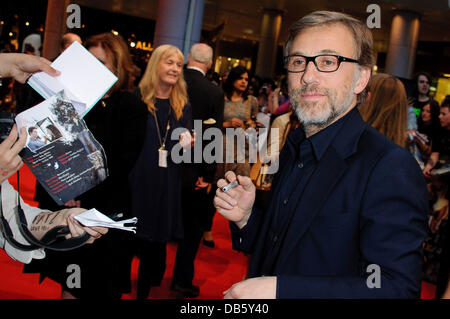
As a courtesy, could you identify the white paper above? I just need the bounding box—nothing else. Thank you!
[28,41,118,117]
[74,208,138,233]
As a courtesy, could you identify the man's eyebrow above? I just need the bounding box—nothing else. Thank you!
[288,49,341,56]
[289,50,305,56]
[318,49,341,55]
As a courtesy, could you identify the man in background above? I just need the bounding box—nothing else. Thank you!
[412,71,436,119]
[60,33,82,52]
[171,43,224,298]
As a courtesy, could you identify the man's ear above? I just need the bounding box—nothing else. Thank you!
[354,67,371,95]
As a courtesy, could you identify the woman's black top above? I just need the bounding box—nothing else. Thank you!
[129,94,192,242]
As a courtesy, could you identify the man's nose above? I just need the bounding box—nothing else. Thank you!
[301,61,320,85]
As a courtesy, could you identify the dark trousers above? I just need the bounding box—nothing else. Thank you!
[172,185,216,286]
[132,238,167,300]
[202,185,217,232]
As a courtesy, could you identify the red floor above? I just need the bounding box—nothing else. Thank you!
[0,165,437,299]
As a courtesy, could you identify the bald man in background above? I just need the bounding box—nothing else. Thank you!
[60,33,82,52]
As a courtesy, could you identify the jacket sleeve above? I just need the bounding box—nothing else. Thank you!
[199,89,225,183]
[229,205,265,254]
[277,147,429,298]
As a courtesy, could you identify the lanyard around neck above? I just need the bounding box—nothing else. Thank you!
[153,104,172,150]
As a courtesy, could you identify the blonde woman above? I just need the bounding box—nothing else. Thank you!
[129,44,192,299]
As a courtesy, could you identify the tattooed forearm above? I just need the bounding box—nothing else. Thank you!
[29,211,64,240]
[31,211,62,226]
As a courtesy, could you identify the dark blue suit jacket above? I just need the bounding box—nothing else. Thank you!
[231,108,428,298]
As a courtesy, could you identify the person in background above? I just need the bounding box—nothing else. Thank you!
[216,66,258,179]
[171,43,224,298]
[60,33,82,52]
[414,100,441,168]
[23,32,148,299]
[129,44,193,300]
[248,75,261,98]
[220,70,230,89]
[250,110,300,213]
[423,99,450,179]
[412,71,436,119]
[268,77,291,116]
[257,78,276,113]
[359,73,408,148]
[427,99,450,299]
[0,52,107,263]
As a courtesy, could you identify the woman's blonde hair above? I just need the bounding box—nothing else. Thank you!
[359,73,408,148]
[139,44,188,120]
[85,32,135,93]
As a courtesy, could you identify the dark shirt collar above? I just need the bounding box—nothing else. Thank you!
[287,107,358,161]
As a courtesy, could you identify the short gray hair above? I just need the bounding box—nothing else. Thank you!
[285,11,374,69]
[189,43,213,64]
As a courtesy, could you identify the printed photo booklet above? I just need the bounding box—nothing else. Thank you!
[15,90,108,206]
[12,42,135,229]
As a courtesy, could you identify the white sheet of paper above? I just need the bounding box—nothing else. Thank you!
[28,41,118,117]
[74,208,138,233]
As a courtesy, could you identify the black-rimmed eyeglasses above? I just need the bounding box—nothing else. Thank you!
[284,54,359,73]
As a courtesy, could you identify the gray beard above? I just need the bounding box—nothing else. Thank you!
[290,76,358,135]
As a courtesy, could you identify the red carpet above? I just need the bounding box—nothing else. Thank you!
[0,165,248,299]
[0,165,436,299]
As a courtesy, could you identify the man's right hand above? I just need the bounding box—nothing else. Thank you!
[214,171,255,229]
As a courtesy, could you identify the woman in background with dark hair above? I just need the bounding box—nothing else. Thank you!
[217,66,258,178]
[415,100,441,165]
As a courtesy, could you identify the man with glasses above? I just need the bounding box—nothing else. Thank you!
[214,11,428,298]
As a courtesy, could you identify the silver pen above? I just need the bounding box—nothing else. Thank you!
[221,180,239,193]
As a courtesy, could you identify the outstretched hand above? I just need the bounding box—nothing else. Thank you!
[0,53,60,83]
[29,208,108,244]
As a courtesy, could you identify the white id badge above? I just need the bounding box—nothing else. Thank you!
[159,149,168,168]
